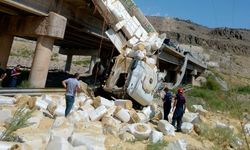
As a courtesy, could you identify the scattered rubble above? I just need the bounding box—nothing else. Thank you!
[0,82,246,149]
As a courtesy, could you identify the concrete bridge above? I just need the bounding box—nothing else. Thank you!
[0,0,206,88]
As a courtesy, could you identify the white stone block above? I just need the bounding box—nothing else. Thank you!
[114,108,130,123]
[27,117,40,130]
[146,33,158,45]
[181,122,194,134]
[47,126,74,140]
[105,29,126,53]
[164,139,187,150]
[149,130,163,144]
[134,27,143,38]
[88,105,107,121]
[127,50,145,59]
[52,117,68,129]
[0,109,11,123]
[113,20,126,31]
[18,132,50,149]
[41,94,52,104]
[128,123,152,140]
[132,16,141,27]
[121,9,131,21]
[45,135,74,150]
[127,36,139,47]
[53,105,65,117]
[158,120,175,136]
[69,131,106,149]
[0,141,19,150]
[113,1,125,12]
[74,145,87,150]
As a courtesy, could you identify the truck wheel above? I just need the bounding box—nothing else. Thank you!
[92,63,105,78]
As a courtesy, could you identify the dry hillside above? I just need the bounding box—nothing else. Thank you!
[147,16,250,86]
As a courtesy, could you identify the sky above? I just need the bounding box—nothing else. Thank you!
[133,0,250,29]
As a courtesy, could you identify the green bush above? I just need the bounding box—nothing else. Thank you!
[17,80,34,88]
[72,59,91,67]
[146,141,168,150]
[10,48,34,58]
[186,88,229,111]
[236,85,250,94]
[202,79,221,91]
[0,104,36,141]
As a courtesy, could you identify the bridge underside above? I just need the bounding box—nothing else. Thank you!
[0,0,206,87]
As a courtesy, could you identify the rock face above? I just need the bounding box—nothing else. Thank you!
[146,16,250,56]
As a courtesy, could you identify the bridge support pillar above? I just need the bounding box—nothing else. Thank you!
[29,36,55,88]
[0,33,14,70]
[191,75,195,86]
[89,56,96,74]
[65,54,73,72]
[190,69,197,86]
[175,71,181,83]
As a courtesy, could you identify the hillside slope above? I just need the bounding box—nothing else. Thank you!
[147,16,250,56]
[147,16,250,86]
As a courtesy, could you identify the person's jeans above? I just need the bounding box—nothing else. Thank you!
[163,102,171,121]
[172,107,184,131]
[9,79,17,87]
[65,95,75,117]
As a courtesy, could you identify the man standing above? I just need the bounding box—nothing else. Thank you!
[162,87,172,121]
[172,88,186,132]
[9,65,21,87]
[0,63,7,87]
[62,73,81,117]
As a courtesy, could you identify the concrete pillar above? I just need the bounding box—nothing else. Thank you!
[0,33,14,70]
[29,36,54,88]
[191,75,195,86]
[65,54,73,72]
[190,69,197,86]
[89,56,97,74]
[175,71,181,83]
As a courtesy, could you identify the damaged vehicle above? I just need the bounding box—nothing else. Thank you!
[91,0,167,106]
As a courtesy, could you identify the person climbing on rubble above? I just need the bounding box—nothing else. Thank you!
[9,64,21,87]
[62,73,81,117]
[172,88,186,132]
[162,87,172,121]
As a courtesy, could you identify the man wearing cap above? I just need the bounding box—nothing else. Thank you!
[162,87,172,121]
[62,73,81,117]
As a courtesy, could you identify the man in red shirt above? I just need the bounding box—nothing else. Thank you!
[9,65,21,87]
[172,88,186,132]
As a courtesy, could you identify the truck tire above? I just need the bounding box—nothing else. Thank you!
[92,62,105,78]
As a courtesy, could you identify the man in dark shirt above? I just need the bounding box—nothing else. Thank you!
[0,63,7,87]
[9,65,21,87]
[172,88,186,132]
[162,87,172,121]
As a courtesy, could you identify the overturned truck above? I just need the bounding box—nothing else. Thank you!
[92,0,167,106]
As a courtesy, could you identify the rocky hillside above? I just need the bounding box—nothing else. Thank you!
[147,16,250,56]
[147,16,250,86]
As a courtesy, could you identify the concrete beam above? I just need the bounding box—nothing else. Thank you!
[59,48,98,56]
[0,12,66,39]
[0,0,49,16]
[0,5,20,15]
[0,33,14,70]
[0,0,104,35]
